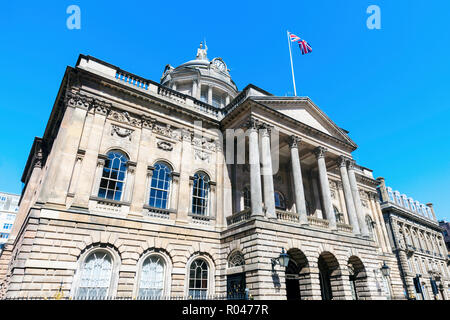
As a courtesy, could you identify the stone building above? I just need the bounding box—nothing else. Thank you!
[439,220,450,253]
[0,192,19,253]
[377,178,449,300]
[0,44,405,300]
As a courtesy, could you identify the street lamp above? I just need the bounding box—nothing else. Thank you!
[271,248,290,268]
[380,261,390,277]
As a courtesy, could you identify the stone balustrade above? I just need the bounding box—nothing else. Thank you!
[226,209,251,226]
[114,69,220,119]
[307,216,330,229]
[276,210,300,223]
[336,222,353,233]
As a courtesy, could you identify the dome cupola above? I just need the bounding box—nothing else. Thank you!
[160,42,238,108]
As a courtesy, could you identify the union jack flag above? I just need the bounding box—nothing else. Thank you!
[298,39,312,55]
[289,33,301,42]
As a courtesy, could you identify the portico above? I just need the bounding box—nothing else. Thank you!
[224,108,372,239]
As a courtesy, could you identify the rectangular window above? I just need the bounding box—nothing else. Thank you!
[200,87,208,103]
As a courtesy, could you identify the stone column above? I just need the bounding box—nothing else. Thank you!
[68,150,85,196]
[337,156,360,235]
[311,173,323,219]
[129,118,154,215]
[314,146,337,230]
[177,129,194,224]
[347,159,370,237]
[41,95,89,205]
[289,136,308,224]
[260,124,276,219]
[248,119,263,216]
[71,105,108,208]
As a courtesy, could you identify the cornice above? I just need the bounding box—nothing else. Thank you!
[73,66,221,127]
[381,202,441,230]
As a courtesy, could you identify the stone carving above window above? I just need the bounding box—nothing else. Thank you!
[111,124,134,141]
[194,150,210,163]
[157,140,173,151]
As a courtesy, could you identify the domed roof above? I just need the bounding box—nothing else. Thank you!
[160,42,238,94]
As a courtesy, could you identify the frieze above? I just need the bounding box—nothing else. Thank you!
[153,123,181,140]
[65,91,92,110]
[109,110,141,128]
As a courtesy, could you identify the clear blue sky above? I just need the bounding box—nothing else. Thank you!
[1,1,449,220]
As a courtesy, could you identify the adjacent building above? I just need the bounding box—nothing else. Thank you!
[439,220,450,253]
[0,45,410,299]
[377,178,449,300]
[0,192,19,253]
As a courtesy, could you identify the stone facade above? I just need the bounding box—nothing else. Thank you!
[439,220,450,254]
[0,46,407,299]
[378,178,450,300]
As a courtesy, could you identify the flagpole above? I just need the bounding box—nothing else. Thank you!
[287,30,297,96]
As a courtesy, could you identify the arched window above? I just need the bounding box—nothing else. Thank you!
[228,251,245,268]
[242,187,251,210]
[305,200,312,216]
[138,255,165,298]
[334,206,343,223]
[149,162,172,209]
[98,151,128,201]
[192,172,210,215]
[188,258,209,299]
[274,191,286,210]
[75,250,113,299]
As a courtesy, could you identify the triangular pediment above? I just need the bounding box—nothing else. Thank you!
[250,96,355,147]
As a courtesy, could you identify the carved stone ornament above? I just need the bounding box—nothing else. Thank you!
[65,91,92,110]
[347,159,356,170]
[288,135,301,149]
[141,115,156,129]
[195,150,211,163]
[157,140,173,151]
[111,124,134,141]
[153,123,181,140]
[337,155,348,168]
[330,189,336,199]
[109,110,141,128]
[314,146,327,159]
[245,117,260,130]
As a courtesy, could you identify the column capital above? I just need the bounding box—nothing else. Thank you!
[258,122,273,137]
[288,135,302,149]
[347,159,356,170]
[244,117,259,131]
[337,155,351,168]
[314,146,327,159]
